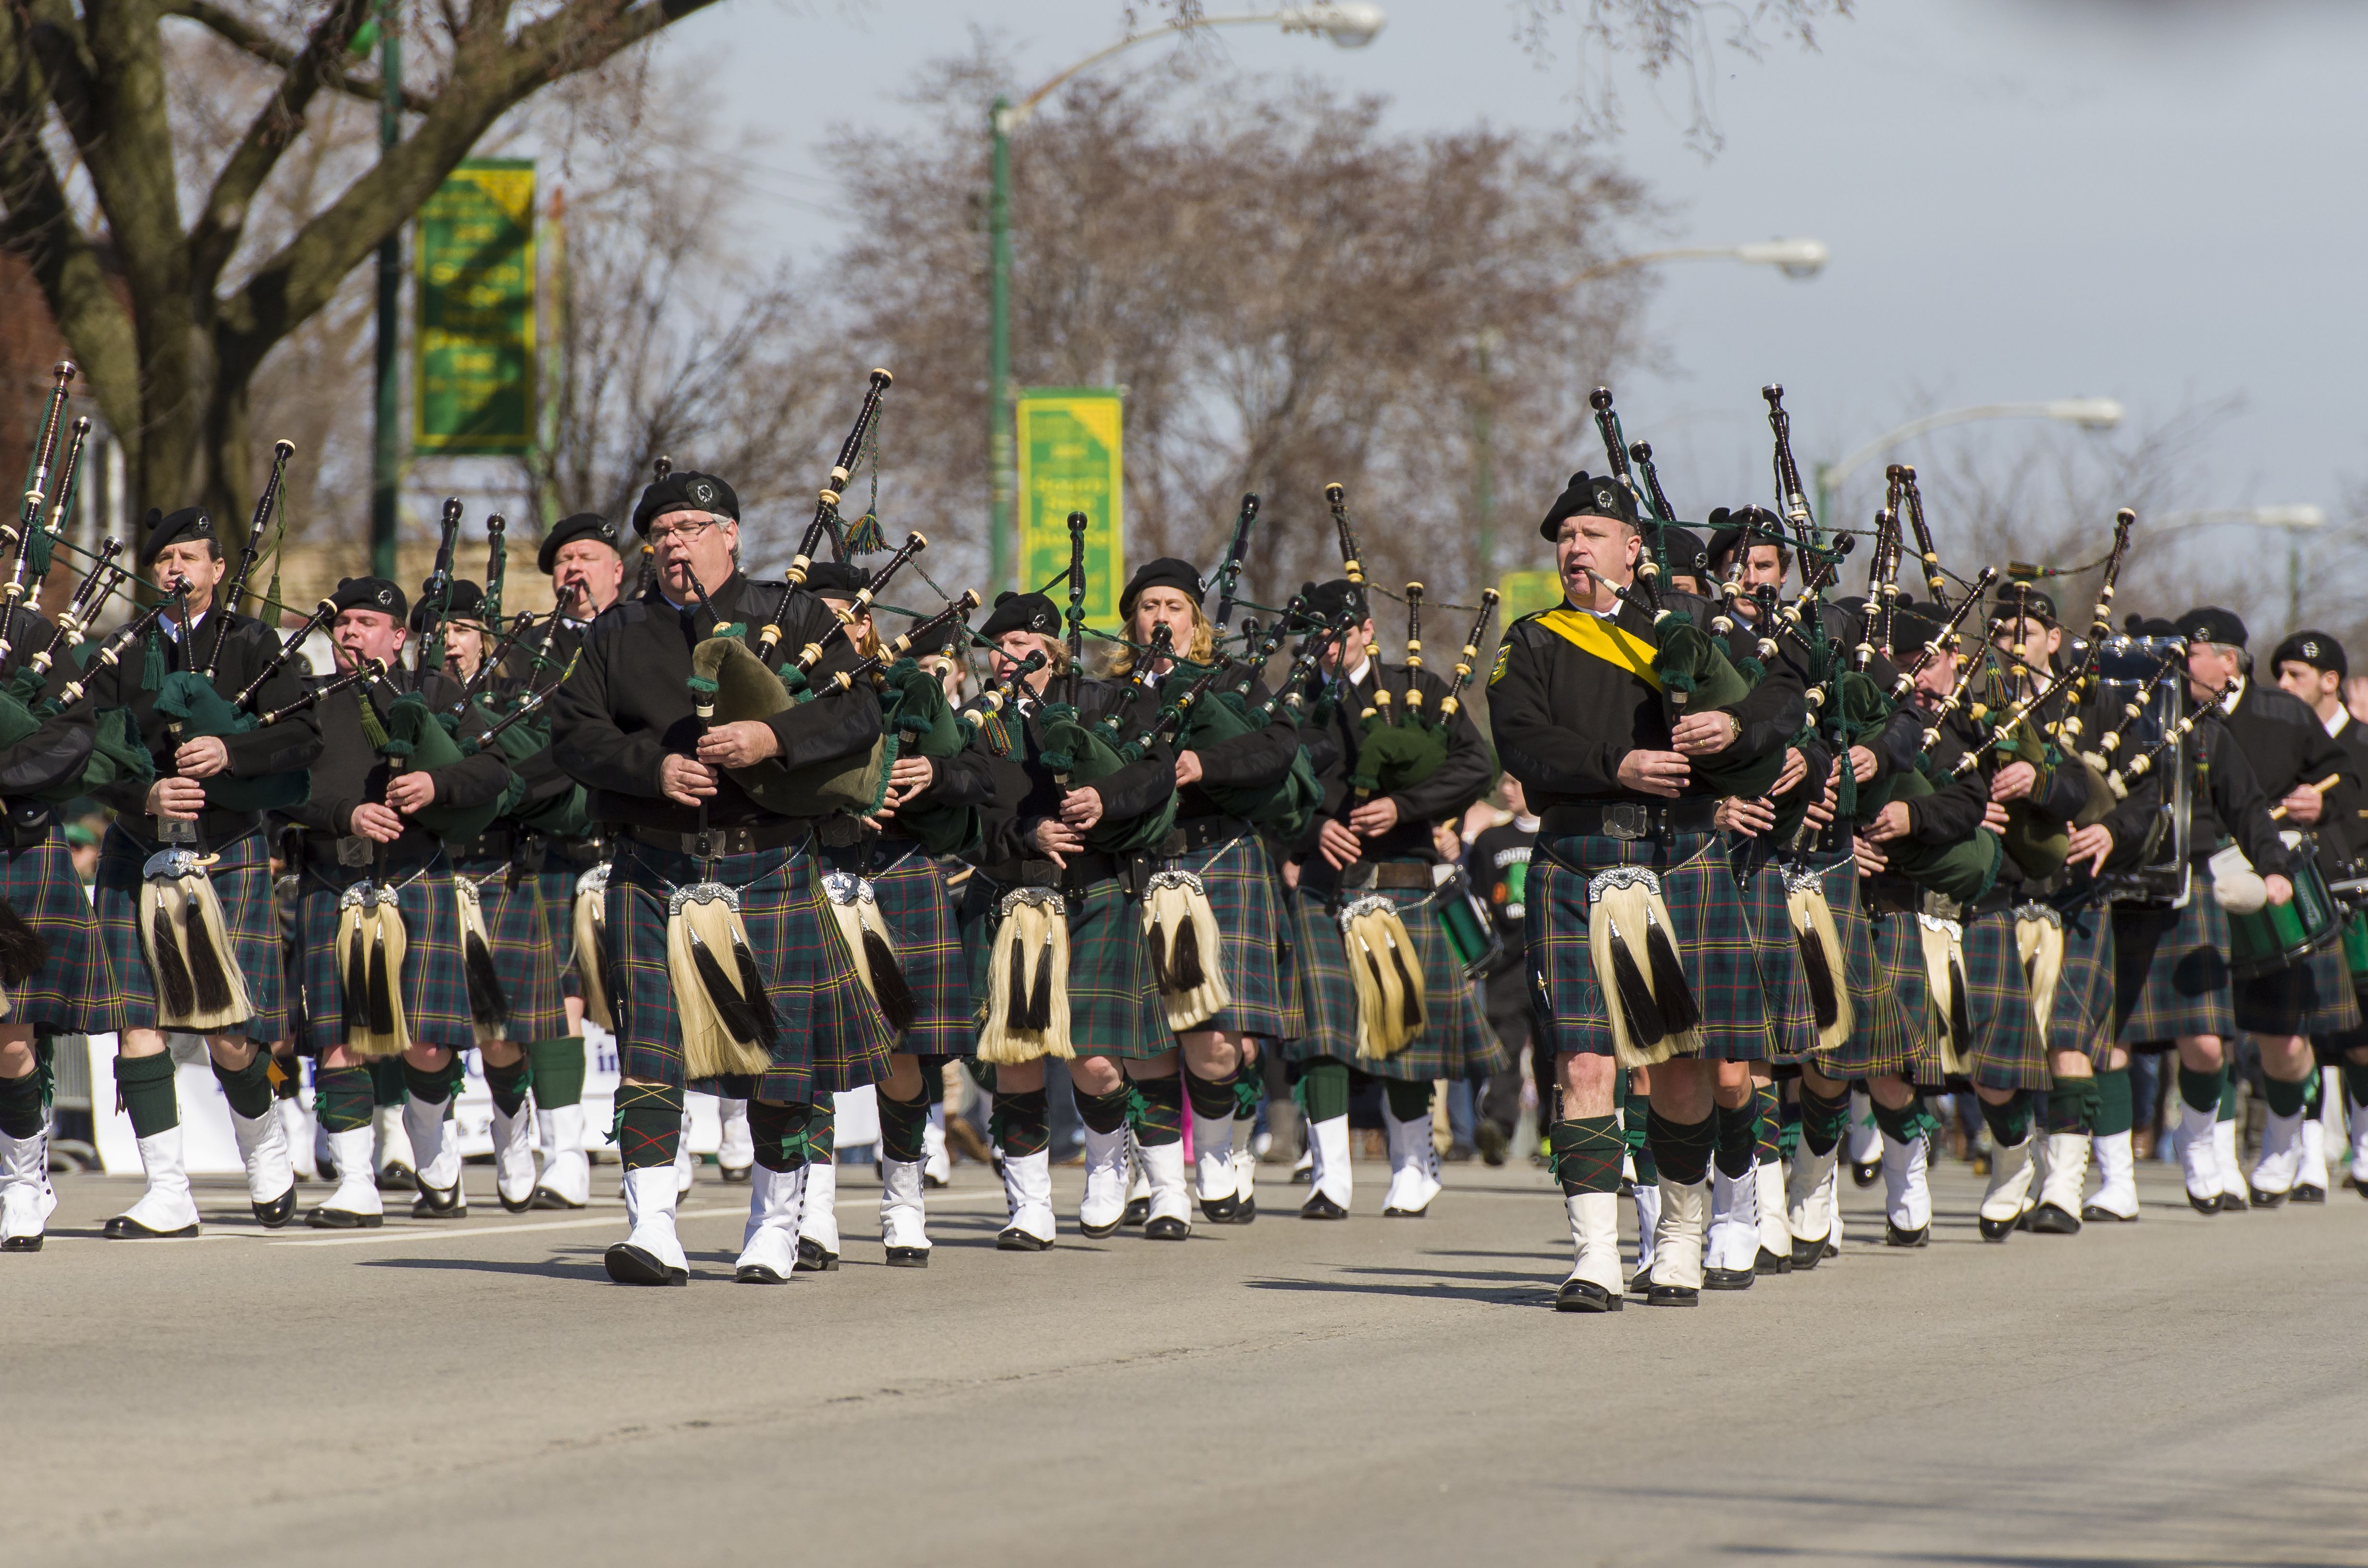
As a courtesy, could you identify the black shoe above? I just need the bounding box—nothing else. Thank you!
[103,1214,200,1239]
[0,1233,40,1251]
[2217,1190,2249,1213]
[1754,1246,1793,1276]
[2025,1202,2081,1235]
[252,1186,299,1229]
[1299,1191,1348,1220]
[1978,1214,2017,1242]
[1554,1277,1621,1313]
[1703,1267,1755,1291]
[1850,1159,1881,1188]
[1476,1124,1510,1167]
[793,1237,839,1272]
[885,1246,930,1268]
[528,1184,585,1212]
[1443,1143,1476,1164]
[1789,1233,1828,1270]
[1077,1214,1122,1239]
[1628,1265,1653,1295]
[1199,1190,1243,1224]
[306,1206,382,1229]
[606,1243,689,1285]
[2080,1201,2139,1223]
[735,1259,791,1284]
[922,1169,948,1189]
[1381,1200,1431,1218]
[1290,1164,1314,1185]
[1121,1197,1149,1227]
[2246,1186,2285,1210]
[376,1162,415,1192]
[2293,1183,2327,1204]
[1234,1196,1257,1224]
[410,1180,467,1221]
[2352,1173,2368,1199]
[1144,1215,1191,1240]
[2186,1188,2220,1214]
[996,1226,1054,1251]
[1884,1221,1927,1248]
[1646,1283,1700,1307]
[1823,1238,1839,1259]
[497,1185,534,1215]
[316,1153,339,1183]
[719,1164,752,1185]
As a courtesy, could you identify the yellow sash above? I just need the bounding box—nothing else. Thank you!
[1533,607,1662,691]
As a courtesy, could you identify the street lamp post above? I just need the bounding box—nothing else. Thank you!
[1813,398,2126,530]
[2156,505,2326,629]
[986,4,1387,594]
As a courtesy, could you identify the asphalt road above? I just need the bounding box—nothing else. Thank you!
[12,1152,2368,1568]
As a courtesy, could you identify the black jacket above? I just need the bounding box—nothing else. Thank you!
[1294,657,1491,883]
[1158,659,1299,821]
[281,664,512,860]
[0,607,96,809]
[2214,678,2358,862]
[966,676,1174,876]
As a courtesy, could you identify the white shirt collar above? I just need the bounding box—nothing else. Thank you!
[2327,706,2350,739]
[1344,654,1373,687]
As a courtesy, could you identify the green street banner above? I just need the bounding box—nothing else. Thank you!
[1497,569,1563,625]
[414,159,536,455]
[1016,389,1123,625]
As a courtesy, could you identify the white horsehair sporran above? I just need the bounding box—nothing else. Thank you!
[1142,869,1230,1032]
[138,846,253,1034]
[1339,893,1425,1061]
[335,878,410,1057]
[1585,865,1702,1069]
[978,886,1071,1064]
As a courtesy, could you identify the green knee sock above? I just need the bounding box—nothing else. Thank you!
[1130,1075,1184,1146]
[879,1090,927,1163]
[1645,1107,1716,1187]
[808,1105,836,1163]
[1382,1077,1433,1124]
[991,1089,1048,1158]
[525,1038,585,1108]
[1801,1083,1852,1156]
[1713,1098,1760,1180]
[2091,1066,2134,1137]
[1980,1090,2034,1148]
[1184,1064,1238,1122]
[2343,1057,2368,1110]
[113,1052,179,1138]
[2262,1072,2312,1119]
[2044,1075,2099,1136]
[482,1055,530,1117]
[1753,1080,1783,1165]
[1870,1093,1937,1145]
[1548,1115,1624,1196]
[614,1082,686,1169]
[2177,1064,2224,1115]
[1298,1059,1350,1124]
[1074,1085,1132,1136]
[314,1064,373,1133]
[748,1099,812,1171]
[1624,1093,1657,1183]
[368,1055,407,1108]
[401,1059,455,1106]
[0,1067,45,1139]
[2218,1073,2238,1123]
[209,1053,275,1121]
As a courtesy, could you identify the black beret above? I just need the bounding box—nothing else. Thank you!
[2271,629,2346,679]
[2176,606,2247,649]
[331,576,407,623]
[979,590,1060,640]
[1540,471,1636,540]
[1119,557,1205,617]
[1992,583,2057,626]
[537,512,621,574]
[410,578,483,634]
[1301,578,1369,627]
[2135,616,2180,638]
[804,561,871,597]
[137,506,216,569]
[631,471,740,536]
[1888,604,1948,661]
[1654,526,1708,580]
[1703,506,1788,575]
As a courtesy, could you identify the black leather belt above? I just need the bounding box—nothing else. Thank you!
[1541,798,1719,842]
[1862,873,1921,917]
[1160,815,1249,857]
[628,819,811,858]
[975,850,1134,895]
[527,830,604,869]
[1341,860,1435,892]
[447,824,518,864]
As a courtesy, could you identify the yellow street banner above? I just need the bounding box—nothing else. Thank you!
[414,159,535,455]
[1016,389,1123,625]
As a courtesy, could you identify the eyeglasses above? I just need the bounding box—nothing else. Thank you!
[647,518,723,546]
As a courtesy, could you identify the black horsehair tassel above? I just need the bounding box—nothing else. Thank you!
[1948,958,1973,1051]
[0,898,49,987]
[1607,919,1668,1047]
[1024,930,1054,1031]
[367,926,395,1035]
[688,926,762,1046]
[463,930,509,1025]
[1147,918,1171,992]
[182,898,235,1016]
[1797,925,1839,1029]
[1643,916,1701,1032]
[862,928,916,1033]
[344,923,369,1028]
[729,931,780,1048]
[1385,929,1421,1027]
[1169,914,1206,991]
[1006,932,1030,1025]
[1360,940,1390,1015]
[150,900,197,1019]
[593,914,617,1017]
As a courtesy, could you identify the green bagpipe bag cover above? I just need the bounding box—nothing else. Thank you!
[152,669,309,811]
[1651,614,1784,798]
[690,634,888,819]
[1176,686,1320,837]
[878,658,978,856]
[1035,706,1180,855]
[1856,761,2003,906]
[457,698,593,840]
[380,694,505,843]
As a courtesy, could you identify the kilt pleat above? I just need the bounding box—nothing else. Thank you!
[2113,896,2235,1044]
[0,830,121,1035]
[1804,860,1918,1081]
[827,842,969,1058]
[452,858,570,1044]
[958,870,1170,1060]
[2234,941,2361,1039]
[1157,830,1288,1040]
[1527,831,1769,1064]
[96,822,285,1042]
[611,839,895,1099]
[1866,906,1939,1081]
[1282,871,1505,1081]
[533,866,584,1002]
[2043,902,2116,1063]
[1734,849,1816,1065]
[1961,907,2044,1091]
[293,854,474,1053]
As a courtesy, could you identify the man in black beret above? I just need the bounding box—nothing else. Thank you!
[86,503,325,1238]
[978,589,1061,643]
[1702,506,1792,604]
[1656,526,1708,597]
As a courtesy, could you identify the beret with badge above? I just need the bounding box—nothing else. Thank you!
[631,471,740,536]
[979,590,1061,640]
[536,512,620,575]
[1119,557,1206,617]
[2271,628,2346,680]
[2175,605,2247,649]
[1539,471,1637,540]
[331,576,408,624]
[137,506,217,570]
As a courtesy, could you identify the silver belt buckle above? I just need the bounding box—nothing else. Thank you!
[1603,803,1647,841]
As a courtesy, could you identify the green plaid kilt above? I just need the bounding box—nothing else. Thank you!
[823,839,970,1058]
[528,834,604,1001]
[1282,872,1505,1081]
[1264,838,1305,1044]
[2039,901,2115,1064]
[452,856,570,1044]
[293,852,474,1054]
[0,829,122,1036]
[1527,831,1769,1064]
[959,870,1170,1060]
[1733,847,1816,1065]
[1802,857,1919,1081]
[611,837,896,1099]
[1961,907,2044,1091]
[95,822,286,1043]
[2234,941,2361,1039]
[1157,828,1289,1039]
[1867,907,1939,1081]
[2112,894,2234,1044]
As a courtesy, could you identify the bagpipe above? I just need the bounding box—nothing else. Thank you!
[0,363,79,1009]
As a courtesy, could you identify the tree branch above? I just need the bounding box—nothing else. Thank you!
[163,0,434,114]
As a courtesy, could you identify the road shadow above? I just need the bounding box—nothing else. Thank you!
[356,1255,613,1284]
[1727,1550,2350,1568]
[1242,1274,1554,1307]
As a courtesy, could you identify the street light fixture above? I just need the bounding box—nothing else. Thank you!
[2157,505,2327,628]
[1564,237,1829,287]
[987,6,1389,591]
[1814,397,2127,528]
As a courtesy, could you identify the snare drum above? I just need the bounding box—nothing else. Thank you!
[2343,906,2368,989]
[2226,854,2343,979]
[1432,864,1505,981]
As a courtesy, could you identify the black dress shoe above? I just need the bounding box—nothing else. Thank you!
[2292,1183,2327,1204]
[1299,1191,1348,1220]
[996,1226,1054,1251]
[1476,1124,1510,1167]
[1121,1197,1149,1227]
[2025,1202,2081,1235]
[1555,1277,1621,1313]
[1199,1191,1243,1224]
[2246,1186,2285,1210]
[719,1164,752,1185]
[2186,1188,2220,1214]
[252,1186,299,1228]
[1754,1246,1793,1276]
[0,1232,41,1251]
[606,1243,689,1285]
[735,1260,791,1284]
[1381,1200,1431,1218]
[1823,1238,1838,1258]
[1977,1214,2017,1242]
[1628,1265,1653,1295]
[1703,1267,1755,1291]
[1234,1196,1257,1224]
[1143,1215,1191,1240]
[1077,1214,1122,1239]
[884,1246,930,1268]
[1884,1221,1927,1248]
[103,1215,199,1239]
[376,1162,416,1192]
[793,1237,839,1272]
[497,1186,534,1215]
[529,1184,586,1212]
[2080,1202,2139,1223]
[2352,1173,2368,1199]
[1646,1283,1700,1307]
[1850,1159,1881,1188]
[306,1206,382,1229]
[2217,1190,2249,1213]
[1789,1233,1828,1270]
[410,1181,467,1221]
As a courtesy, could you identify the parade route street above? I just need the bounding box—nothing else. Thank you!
[11,1153,2367,1568]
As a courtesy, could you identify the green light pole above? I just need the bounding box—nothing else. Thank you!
[370,0,402,581]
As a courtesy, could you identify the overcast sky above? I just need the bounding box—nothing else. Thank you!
[647,0,2367,595]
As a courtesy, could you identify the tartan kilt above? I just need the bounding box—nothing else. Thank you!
[2234,940,2361,1039]
[1264,836,1305,1045]
[0,830,121,1036]
[1804,858,1919,1081]
[1867,907,1939,1081]
[452,857,570,1044]
[824,840,969,1058]
[612,837,895,1099]
[1734,848,1816,1065]
[1961,906,2044,1092]
[1156,829,1289,1039]
[1527,830,1769,1064]
[2113,894,2235,1045]
[1282,874,1505,1082]
[2041,901,2116,1064]
[95,821,285,1042]
[533,867,582,1001]
[958,870,1171,1060]
[293,853,474,1054]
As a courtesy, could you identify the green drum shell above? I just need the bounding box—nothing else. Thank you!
[1434,866,1503,981]
[2227,856,2342,980]
[2344,906,2368,988]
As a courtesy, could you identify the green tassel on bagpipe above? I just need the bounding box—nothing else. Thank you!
[139,628,166,693]
[354,687,390,750]
[841,510,888,556]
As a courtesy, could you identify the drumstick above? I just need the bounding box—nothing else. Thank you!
[2268,773,2342,822]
